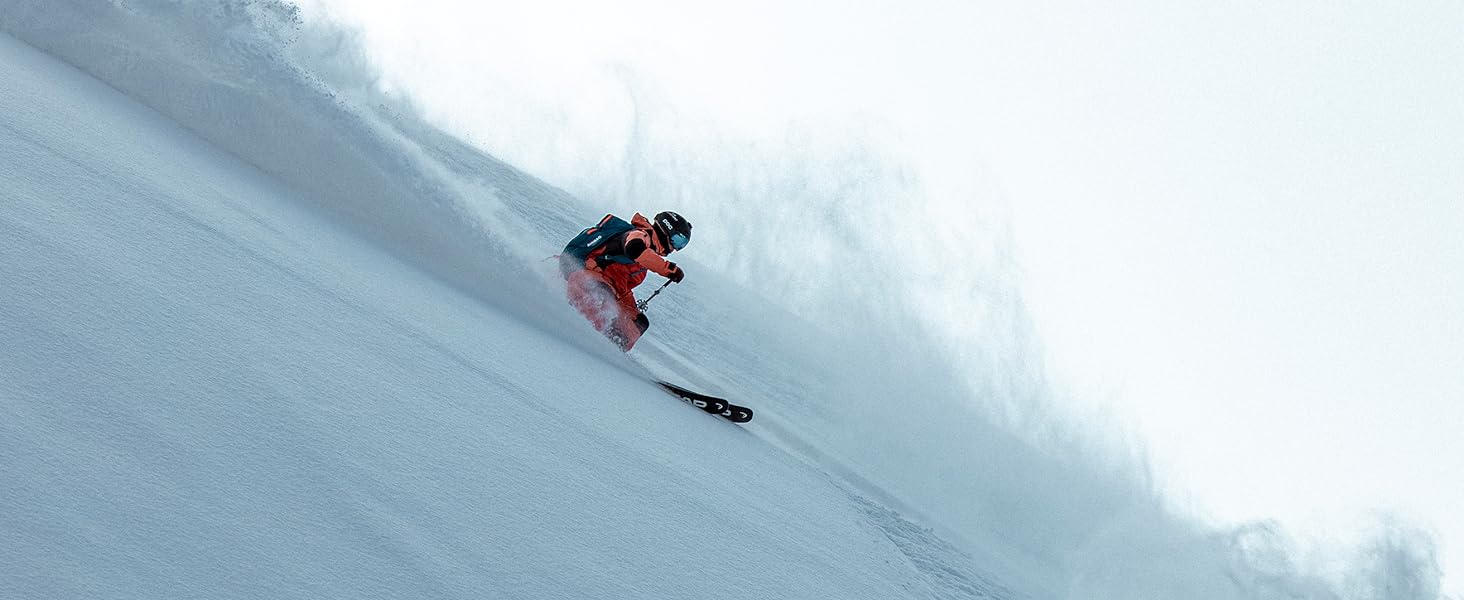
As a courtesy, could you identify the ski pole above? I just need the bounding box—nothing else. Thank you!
[636,280,673,312]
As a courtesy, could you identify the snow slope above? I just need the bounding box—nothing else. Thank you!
[0,16,1025,600]
[1,2,1450,599]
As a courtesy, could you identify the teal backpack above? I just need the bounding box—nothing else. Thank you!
[562,214,638,267]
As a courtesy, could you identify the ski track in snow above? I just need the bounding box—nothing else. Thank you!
[851,492,1025,600]
[0,11,1030,600]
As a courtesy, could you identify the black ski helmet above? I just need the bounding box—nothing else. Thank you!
[654,211,692,251]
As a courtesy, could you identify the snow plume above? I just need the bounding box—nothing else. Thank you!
[341,28,1455,600]
[1345,518,1447,600]
[0,0,592,340]
[413,57,1163,572]
[3,1,1452,598]
[1039,507,1452,599]
[504,68,1058,434]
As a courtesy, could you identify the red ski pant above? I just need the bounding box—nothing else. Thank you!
[564,268,645,350]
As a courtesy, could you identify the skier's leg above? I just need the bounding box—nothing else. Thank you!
[607,293,648,351]
[564,270,618,332]
[565,269,647,350]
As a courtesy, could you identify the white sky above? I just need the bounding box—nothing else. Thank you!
[305,0,1464,592]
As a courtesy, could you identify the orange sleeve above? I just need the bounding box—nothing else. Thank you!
[625,230,677,277]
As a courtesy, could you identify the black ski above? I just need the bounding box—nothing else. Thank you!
[657,381,754,424]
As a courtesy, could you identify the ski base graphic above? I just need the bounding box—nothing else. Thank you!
[656,381,754,424]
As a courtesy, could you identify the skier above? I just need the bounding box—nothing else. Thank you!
[559,211,691,351]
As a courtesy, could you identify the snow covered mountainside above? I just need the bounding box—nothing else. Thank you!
[1,2,1447,599]
[0,21,1022,600]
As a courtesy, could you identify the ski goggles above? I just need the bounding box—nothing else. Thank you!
[670,232,689,250]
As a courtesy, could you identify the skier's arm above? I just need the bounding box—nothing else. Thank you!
[623,232,681,279]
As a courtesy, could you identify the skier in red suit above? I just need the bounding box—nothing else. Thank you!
[560,211,691,350]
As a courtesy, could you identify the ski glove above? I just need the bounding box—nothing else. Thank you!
[666,263,685,283]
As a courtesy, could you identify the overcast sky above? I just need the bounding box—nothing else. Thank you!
[304,0,1464,592]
